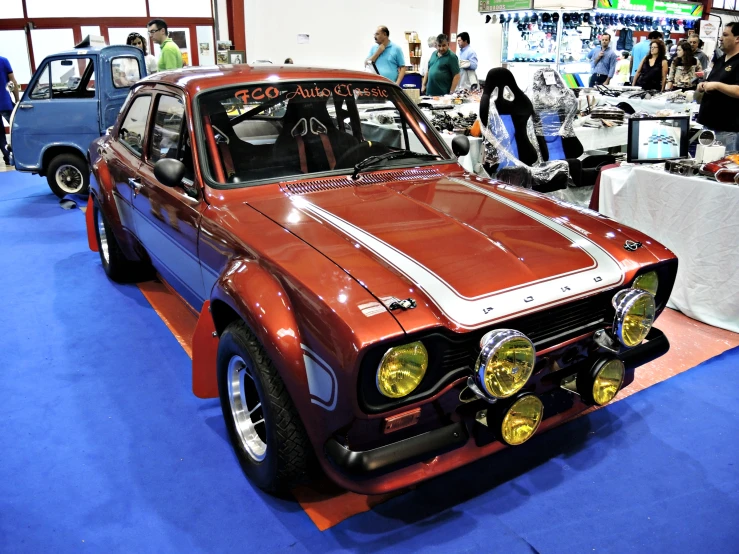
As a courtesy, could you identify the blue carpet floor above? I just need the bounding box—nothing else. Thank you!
[1,171,738,553]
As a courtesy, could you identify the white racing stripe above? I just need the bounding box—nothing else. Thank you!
[291,180,623,329]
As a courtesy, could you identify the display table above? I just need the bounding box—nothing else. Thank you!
[591,94,696,116]
[599,165,739,332]
[573,124,628,151]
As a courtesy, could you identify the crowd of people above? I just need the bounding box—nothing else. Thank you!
[586,22,739,150]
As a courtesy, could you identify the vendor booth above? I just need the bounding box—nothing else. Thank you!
[478,0,704,89]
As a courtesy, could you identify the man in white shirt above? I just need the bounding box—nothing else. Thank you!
[419,36,436,76]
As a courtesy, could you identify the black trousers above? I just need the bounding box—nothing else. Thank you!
[589,73,608,87]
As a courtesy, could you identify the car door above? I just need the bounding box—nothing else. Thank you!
[12,55,99,170]
[101,54,145,133]
[132,90,206,309]
[105,93,153,239]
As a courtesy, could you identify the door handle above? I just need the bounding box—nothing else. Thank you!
[19,104,33,110]
[127,177,143,194]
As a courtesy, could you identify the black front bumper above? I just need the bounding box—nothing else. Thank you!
[326,327,669,477]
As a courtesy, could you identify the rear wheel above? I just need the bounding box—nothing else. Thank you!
[93,200,140,282]
[47,153,90,198]
[218,320,313,494]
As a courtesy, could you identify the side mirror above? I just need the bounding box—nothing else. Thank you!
[452,135,470,157]
[154,158,186,188]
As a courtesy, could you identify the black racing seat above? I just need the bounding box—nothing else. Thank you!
[208,110,269,180]
[273,97,359,174]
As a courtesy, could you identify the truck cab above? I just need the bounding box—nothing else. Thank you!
[10,43,146,197]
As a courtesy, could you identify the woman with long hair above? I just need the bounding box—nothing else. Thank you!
[665,40,700,90]
[633,39,668,91]
[126,32,158,74]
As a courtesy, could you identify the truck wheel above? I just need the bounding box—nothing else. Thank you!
[218,320,313,494]
[47,153,90,198]
[93,200,139,282]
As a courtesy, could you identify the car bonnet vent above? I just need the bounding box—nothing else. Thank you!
[282,168,443,195]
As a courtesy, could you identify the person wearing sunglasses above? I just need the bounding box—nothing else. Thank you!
[147,19,183,71]
[126,32,158,74]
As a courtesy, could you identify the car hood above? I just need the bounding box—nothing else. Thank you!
[245,172,667,333]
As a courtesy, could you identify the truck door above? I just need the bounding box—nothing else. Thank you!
[99,51,146,134]
[11,55,99,171]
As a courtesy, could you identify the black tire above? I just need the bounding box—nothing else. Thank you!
[93,200,140,283]
[46,153,90,198]
[218,320,313,494]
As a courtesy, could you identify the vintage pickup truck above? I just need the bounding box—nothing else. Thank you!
[9,43,146,197]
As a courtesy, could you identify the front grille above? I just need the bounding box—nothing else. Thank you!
[282,168,442,195]
[359,288,618,413]
[439,290,616,374]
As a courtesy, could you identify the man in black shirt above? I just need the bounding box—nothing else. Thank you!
[697,22,739,152]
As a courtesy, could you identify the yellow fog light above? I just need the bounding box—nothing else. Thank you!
[475,329,535,399]
[632,271,659,296]
[376,341,428,398]
[501,395,544,446]
[612,289,655,348]
[592,359,625,406]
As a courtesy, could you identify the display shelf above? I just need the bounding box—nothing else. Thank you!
[406,32,423,73]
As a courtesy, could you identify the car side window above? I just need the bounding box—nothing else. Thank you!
[52,58,95,99]
[111,57,141,89]
[118,95,152,157]
[149,95,185,164]
[29,65,50,100]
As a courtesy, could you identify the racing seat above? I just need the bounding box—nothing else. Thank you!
[529,69,615,188]
[273,97,359,174]
[208,110,267,180]
[480,68,569,193]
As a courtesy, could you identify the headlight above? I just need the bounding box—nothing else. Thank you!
[632,271,658,296]
[474,329,535,399]
[500,394,543,446]
[376,341,428,398]
[592,359,625,406]
[612,289,655,348]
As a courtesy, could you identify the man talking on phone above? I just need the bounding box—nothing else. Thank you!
[587,33,617,87]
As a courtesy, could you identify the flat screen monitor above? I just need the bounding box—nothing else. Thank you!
[627,116,690,163]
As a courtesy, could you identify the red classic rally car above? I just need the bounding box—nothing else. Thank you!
[86,66,677,495]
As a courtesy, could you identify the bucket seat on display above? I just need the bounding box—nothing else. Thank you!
[479,67,569,193]
[529,69,616,188]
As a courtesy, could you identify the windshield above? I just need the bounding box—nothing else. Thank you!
[197,80,452,185]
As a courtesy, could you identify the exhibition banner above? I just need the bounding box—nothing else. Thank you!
[595,0,703,17]
[479,0,533,12]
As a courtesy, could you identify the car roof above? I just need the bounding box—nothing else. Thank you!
[50,45,140,57]
[140,65,394,95]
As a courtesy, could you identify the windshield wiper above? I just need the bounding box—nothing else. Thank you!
[352,150,443,180]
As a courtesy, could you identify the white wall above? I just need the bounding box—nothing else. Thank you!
[457,0,502,79]
[245,0,443,68]
[26,0,147,18]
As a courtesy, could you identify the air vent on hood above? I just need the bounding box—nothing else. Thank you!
[282,168,443,195]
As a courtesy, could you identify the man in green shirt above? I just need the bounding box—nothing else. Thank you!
[422,34,460,96]
[148,19,183,71]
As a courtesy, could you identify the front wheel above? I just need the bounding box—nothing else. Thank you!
[217,321,313,494]
[47,153,90,198]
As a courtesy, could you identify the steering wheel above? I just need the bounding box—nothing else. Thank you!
[335,140,390,169]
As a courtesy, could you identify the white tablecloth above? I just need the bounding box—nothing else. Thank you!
[574,124,628,152]
[599,165,739,332]
[594,95,695,116]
